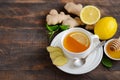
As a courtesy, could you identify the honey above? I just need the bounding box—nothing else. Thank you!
[106,41,120,59]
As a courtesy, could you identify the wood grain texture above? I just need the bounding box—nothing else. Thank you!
[0,0,119,80]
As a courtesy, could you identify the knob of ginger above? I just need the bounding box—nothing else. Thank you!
[46,9,83,28]
[85,25,95,30]
[64,2,83,16]
[46,9,70,25]
[62,17,84,28]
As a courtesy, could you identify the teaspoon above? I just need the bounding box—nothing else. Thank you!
[73,41,106,67]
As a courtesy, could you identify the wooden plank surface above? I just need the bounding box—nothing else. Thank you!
[0,0,119,80]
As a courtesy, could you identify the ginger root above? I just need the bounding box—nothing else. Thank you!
[46,9,69,25]
[46,9,83,28]
[64,2,83,16]
[62,17,84,28]
[85,25,95,30]
[64,2,95,30]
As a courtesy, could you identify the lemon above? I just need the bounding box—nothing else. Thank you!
[80,5,101,25]
[94,17,118,40]
[70,32,90,47]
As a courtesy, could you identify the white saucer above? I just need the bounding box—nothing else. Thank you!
[50,30,103,75]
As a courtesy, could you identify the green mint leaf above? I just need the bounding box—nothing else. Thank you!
[60,25,69,30]
[102,56,112,68]
[48,31,53,35]
[48,31,55,41]
[46,24,59,31]
[46,24,69,41]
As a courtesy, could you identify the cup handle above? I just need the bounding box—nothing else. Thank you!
[91,35,99,42]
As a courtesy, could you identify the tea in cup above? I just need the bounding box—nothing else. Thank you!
[61,28,99,58]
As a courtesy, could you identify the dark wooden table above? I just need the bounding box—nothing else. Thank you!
[0,0,119,80]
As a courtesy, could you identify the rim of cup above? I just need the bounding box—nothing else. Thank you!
[61,28,93,55]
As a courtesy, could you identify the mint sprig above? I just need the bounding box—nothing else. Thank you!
[46,24,69,41]
[59,25,69,30]
[46,24,59,31]
[102,56,112,68]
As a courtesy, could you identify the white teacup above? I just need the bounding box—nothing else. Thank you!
[61,28,99,59]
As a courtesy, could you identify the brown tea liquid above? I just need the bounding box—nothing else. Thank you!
[63,32,90,53]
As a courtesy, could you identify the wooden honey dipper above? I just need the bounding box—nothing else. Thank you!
[110,37,120,51]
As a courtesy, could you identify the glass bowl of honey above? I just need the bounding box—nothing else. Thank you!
[104,39,120,60]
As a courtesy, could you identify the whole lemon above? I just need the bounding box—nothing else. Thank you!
[94,17,118,40]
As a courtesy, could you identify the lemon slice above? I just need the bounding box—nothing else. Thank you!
[80,5,101,25]
[70,32,90,47]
